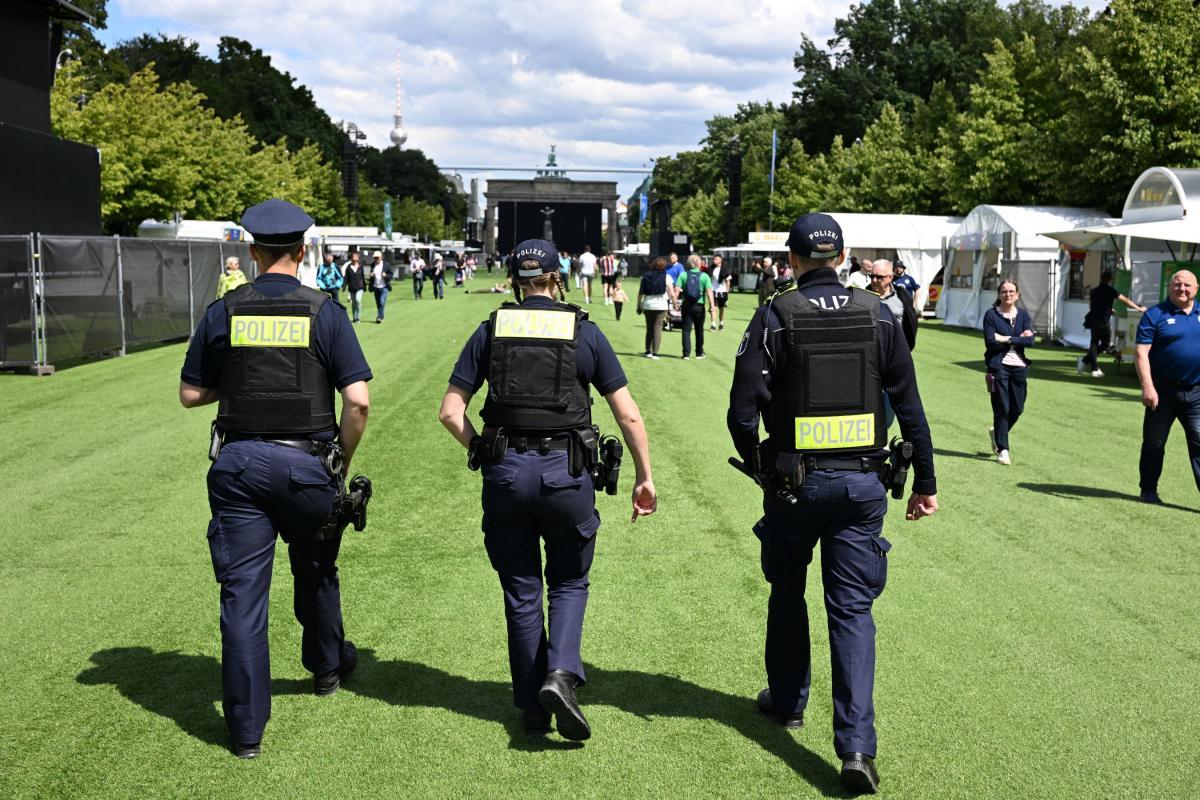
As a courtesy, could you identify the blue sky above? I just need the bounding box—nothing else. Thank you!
[97,1,1111,202]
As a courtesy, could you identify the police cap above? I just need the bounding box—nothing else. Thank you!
[786,212,843,259]
[513,239,560,278]
[241,199,314,247]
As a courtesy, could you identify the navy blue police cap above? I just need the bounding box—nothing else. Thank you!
[241,198,315,247]
[512,239,560,278]
[786,212,843,259]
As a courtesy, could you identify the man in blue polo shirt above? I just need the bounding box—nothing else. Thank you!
[1135,269,1200,503]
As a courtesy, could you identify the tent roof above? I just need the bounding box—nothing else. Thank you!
[949,205,1109,251]
[1122,167,1200,223]
[731,212,962,253]
[1044,219,1200,250]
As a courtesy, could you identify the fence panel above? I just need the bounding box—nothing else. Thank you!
[119,239,193,345]
[0,235,35,367]
[39,236,123,362]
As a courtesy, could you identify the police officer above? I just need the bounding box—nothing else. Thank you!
[727,214,938,794]
[438,239,657,740]
[179,199,372,759]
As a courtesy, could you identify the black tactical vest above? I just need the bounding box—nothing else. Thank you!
[480,301,592,431]
[216,282,336,436]
[766,285,887,455]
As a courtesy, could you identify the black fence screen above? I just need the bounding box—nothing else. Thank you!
[0,235,35,367]
[119,239,193,346]
[39,237,123,363]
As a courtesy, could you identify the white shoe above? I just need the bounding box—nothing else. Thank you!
[719,322,724,330]
[696,353,707,359]
[988,427,998,455]
[709,323,717,330]
[682,355,690,360]
[1076,356,1085,374]
[649,353,660,360]
[997,449,1011,465]
[644,352,653,358]
[1091,369,1104,378]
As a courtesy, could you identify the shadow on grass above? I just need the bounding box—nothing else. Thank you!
[934,447,994,462]
[950,359,1139,390]
[1016,482,1200,514]
[77,647,230,747]
[348,649,843,796]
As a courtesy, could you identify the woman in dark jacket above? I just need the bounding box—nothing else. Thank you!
[982,279,1034,465]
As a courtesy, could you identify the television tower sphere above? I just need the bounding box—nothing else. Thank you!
[390,116,408,148]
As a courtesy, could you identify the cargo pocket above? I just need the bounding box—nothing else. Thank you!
[868,536,892,595]
[206,517,230,583]
[576,510,601,539]
[541,468,584,492]
[846,479,888,523]
[288,460,337,521]
[207,451,249,491]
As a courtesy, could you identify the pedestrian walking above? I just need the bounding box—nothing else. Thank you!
[411,252,426,299]
[438,238,657,741]
[578,245,597,304]
[983,279,1034,466]
[370,251,392,323]
[316,252,343,303]
[1135,269,1200,503]
[178,198,372,759]
[432,254,446,299]
[727,213,937,795]
[637,256,670,359]
[709,254,732,331]
[1079,270,1145,377]
[599,250,617,304]
[669,254,714,360]
[612,278,629,321]
[342,251,367,323]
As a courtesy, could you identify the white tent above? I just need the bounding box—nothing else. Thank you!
[938,205,1110,333]
[1043,167,1200,348]
[715,212,961,306]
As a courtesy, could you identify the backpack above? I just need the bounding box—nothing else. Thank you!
[682,270,702,303]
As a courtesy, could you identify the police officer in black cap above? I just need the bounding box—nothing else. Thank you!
[179,199,372,759]
[438,238,657,740]
[727,213,938,794]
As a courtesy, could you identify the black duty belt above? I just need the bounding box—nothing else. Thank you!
[803,455,886,473]
[508,431,572,454]
[224,433,327,456]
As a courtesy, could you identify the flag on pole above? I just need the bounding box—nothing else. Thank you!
[638,192,648,224]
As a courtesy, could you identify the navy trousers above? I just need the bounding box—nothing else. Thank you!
[206,441,346,744]
[1139,383,1200,495]
[480,450,599,711]
[988,365,1027,451]
[754,469,891,758]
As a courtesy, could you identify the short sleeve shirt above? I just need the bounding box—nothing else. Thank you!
[181,273,373,392]
[449,296,628,397]
[1136,299,1200,385]
[1088,283,1120,321]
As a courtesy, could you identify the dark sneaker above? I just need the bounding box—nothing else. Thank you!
[756,688,804,728]
[314,640,358,696]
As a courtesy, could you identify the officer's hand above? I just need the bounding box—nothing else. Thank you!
[905,493,938,521]
[631,480,657,522]
[1142,386,1159,410]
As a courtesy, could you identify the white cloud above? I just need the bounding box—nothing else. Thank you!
[106,0,1103,198]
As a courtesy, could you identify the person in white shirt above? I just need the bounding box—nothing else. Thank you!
[709,254,732,330]
[846,258,872,289]
[410,253,426,299]
[578,245,597,304]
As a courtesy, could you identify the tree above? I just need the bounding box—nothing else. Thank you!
[393,196,446,241]
[673,183,729,253]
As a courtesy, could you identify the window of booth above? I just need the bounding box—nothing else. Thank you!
[1067,250,1086,299]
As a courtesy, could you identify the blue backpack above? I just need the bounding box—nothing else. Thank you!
[682,270,702,303]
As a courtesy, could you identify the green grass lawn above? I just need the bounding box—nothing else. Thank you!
[1,279,1195,799]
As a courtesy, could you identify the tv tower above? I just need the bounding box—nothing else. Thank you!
[389,54,408,149]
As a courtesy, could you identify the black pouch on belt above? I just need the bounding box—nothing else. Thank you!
[774,452,806,493]
[469,428,508,471]
[570,426,598,478]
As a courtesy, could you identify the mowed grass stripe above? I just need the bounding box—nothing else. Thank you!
[0,281,1195,799]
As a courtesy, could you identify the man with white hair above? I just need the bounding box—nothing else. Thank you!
[756,256,777,306]
[216,256,248,299]
[1136,269,1200,503]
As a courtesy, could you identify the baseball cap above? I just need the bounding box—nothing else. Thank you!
[786,213,843,259]
[241,198,314,247]
[513,239,560,278]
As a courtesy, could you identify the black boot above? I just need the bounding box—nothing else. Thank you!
[840,752,880,794]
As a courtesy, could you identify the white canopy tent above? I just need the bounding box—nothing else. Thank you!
[1043,168,1200,349]
[938,205,1110,333]
[714,212,961,307]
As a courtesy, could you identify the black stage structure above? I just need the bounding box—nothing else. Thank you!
[484,176,619,256]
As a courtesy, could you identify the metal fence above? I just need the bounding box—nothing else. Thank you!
[2,235,256,372]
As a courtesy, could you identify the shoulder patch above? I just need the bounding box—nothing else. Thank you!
[736,331,750,357]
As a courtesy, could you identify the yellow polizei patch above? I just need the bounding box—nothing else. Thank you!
[494,308,576,340]
[230,315,311,347]
[795,414,875,450]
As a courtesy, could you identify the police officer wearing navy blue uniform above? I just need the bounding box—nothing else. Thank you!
[439,239,657,740]
[727,214,938,794]
[179,199,372,759]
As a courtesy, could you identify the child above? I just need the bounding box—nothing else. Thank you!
[613,279,629,321]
